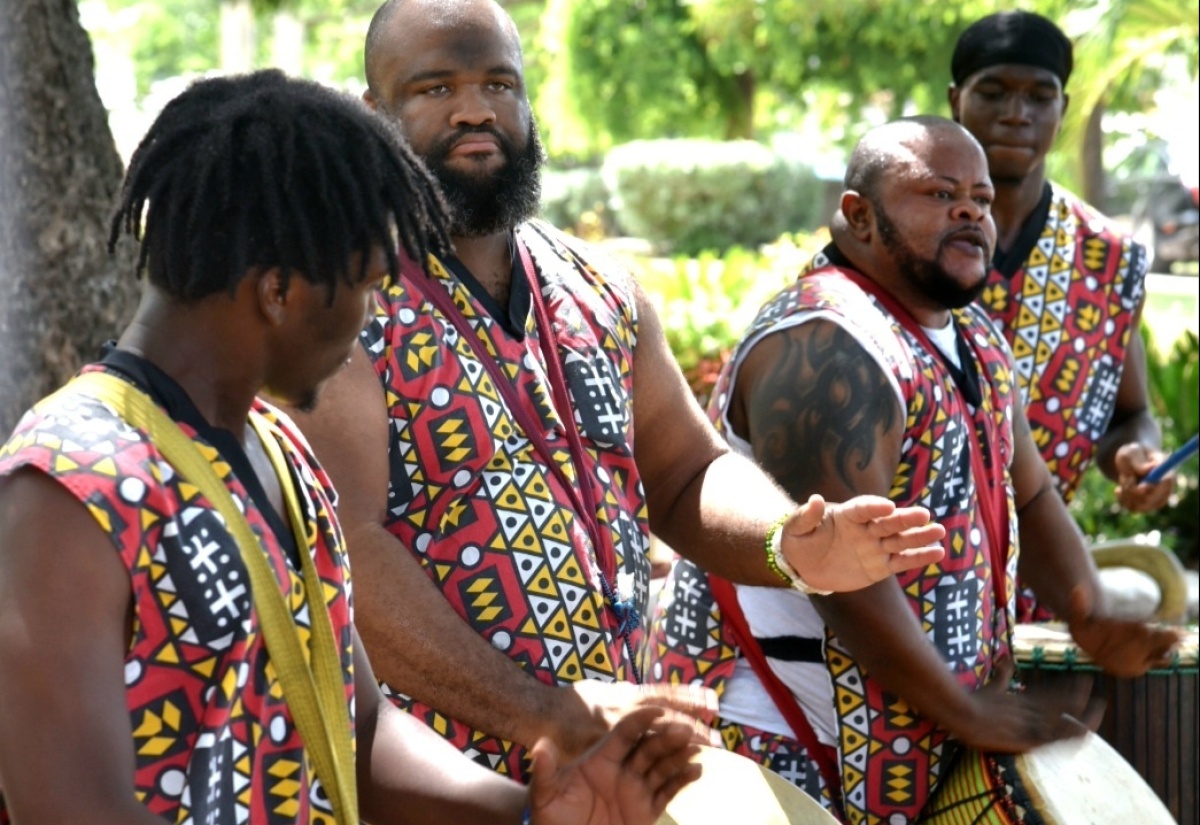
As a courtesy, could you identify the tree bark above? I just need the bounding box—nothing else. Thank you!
[1082,100,1108,212]
[0,0,139,436]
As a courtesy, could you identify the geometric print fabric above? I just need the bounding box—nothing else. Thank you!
[363,220,652,780]
[978,184,1148,502]
[0,378,355,825]
[645,267,1020,823]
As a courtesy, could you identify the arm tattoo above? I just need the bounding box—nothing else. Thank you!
[745,321,900,497]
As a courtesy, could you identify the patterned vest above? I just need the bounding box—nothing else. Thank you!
[979,184,1147,500]
[363,220,651,778]
[0,369,355,825]
[645,267,1019,824]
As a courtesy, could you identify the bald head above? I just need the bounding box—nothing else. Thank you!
[365,0,522,96]
[834,116,995,319]
[845,116,981,204]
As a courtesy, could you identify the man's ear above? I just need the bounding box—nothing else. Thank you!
[841,191,874,242]
[947,84,961,122]
[363,88,379,111]
[1060,91,1070,119]
[254,267,291,328]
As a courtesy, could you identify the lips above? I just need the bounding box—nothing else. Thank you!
[449,133,501,156]
[943,228,991,257]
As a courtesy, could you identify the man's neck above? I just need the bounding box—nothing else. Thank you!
[452,231,514,305]
[991,166,1048,253]
[117,293,261,439]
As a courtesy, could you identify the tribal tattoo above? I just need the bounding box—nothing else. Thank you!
[742,320,901,498]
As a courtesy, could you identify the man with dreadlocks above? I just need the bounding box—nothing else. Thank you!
[286,0,947,783]
[0,70,707,825]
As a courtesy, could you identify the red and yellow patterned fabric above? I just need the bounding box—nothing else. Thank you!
[979,184,1147,502]
[645,265,1019,824]
[363,220,650,778]
[0,369,355,825]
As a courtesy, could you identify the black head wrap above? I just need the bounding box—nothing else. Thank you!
[951,11,1073,87]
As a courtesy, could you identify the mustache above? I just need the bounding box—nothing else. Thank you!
[942,225,992,255]
[431,125,512,159]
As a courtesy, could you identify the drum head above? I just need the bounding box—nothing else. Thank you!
[657,746,838,825]
[1016,732,1175,825]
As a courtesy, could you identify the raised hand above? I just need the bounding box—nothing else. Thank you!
[1065,585,1182,678]
[779,493,946,593]
[527,706,704,825]
[544,679,720,764]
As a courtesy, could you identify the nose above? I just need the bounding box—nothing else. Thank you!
[450,85,497,128]
[999,94,1031,124]
[952,197,987,223]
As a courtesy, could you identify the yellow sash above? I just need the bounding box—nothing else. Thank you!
[49,371,358,824]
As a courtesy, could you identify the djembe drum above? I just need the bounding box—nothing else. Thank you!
[1013,622,1198,824]
[923,731,1175,824]
[657,746,838,825]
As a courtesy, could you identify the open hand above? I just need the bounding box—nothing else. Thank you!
[527,706,703,825]
[779,494,946,593]
[1113,442,1173,512]
[1065,585,1182,678]
[545,679,720,764]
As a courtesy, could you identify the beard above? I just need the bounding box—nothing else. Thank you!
[874,203,990,309]
[424,120,546,237]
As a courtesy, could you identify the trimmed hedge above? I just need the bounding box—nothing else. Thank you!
[600,139,823,255]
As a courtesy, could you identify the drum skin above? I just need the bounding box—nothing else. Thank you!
[1014,623,1198,825]
[924,732,1175,824]
[657,746,838,825]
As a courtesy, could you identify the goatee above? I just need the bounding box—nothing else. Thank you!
[425,120,546,237]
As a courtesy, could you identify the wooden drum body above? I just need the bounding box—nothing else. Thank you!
[657,746,838,825]
[1014,623,1198,824]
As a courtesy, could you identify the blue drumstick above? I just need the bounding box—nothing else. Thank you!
[1143,434,1199,484]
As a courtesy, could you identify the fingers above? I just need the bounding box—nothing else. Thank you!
[885,544,945,575]
[831,494,895,524]
[622,719,701,788]
[785,495,827,536]
[634,683,719,720]
[527,736,564,812]
[865,505,938,538]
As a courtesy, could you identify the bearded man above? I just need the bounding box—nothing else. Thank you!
[284,0,947,781]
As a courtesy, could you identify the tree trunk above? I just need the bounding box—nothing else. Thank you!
[0,0,139,436]
[1082,100,1108,212]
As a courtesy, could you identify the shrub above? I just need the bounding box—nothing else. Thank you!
[601,139,822,256]
[538,166,614,239]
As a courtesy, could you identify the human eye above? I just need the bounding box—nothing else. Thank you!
[421,83,450,96]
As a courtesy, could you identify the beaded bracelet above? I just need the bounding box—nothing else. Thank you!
[766,513,832,595]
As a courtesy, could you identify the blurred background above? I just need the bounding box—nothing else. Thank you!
[2,0,1197,569]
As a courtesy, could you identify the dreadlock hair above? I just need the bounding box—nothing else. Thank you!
[109,69,451,302]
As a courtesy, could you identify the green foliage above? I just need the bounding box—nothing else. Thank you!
[625,230,828,402]
[1070,328,1200,566]
[539,166,615,237]
[601,139,821,255]
[537,0,746,157]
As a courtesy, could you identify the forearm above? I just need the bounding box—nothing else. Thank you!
[650,451,796,588]
[813,582,981,736]
[350,523,572,749]
[359,697,527,825]
[1016,482,1105,617]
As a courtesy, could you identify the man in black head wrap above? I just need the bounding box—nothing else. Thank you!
[949,11,1172,623]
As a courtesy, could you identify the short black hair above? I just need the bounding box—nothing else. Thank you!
[109,69,450,301]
